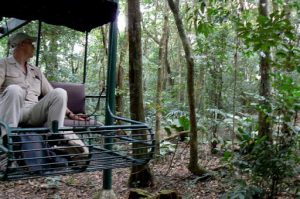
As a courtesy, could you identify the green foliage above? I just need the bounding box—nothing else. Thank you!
[222,49,300,197]
[164,111,190,136]
[0,3,299,196]
[273,43,300,72]
[272,73,300,121]
[224,125,299,198]
[0,37,7,57]
[237,11,294,52]
[223,60,300,197]
[221,182,263,199]
[159,141,176,156]
[197,22,214,37]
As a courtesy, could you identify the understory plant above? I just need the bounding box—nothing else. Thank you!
[221,7,300,198]
[222,69,300,199]
[223,127,299,198]
[164,110,190,141]
[222,75,300,198]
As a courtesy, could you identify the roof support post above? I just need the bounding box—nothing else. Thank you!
[83,31,88,84]
[102,0,119,195]
[35,20,42,66]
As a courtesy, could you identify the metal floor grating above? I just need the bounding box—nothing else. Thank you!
[5,147,149,180]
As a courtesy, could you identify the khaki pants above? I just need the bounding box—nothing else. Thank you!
[0,85,89,159]
[0,85,67,131]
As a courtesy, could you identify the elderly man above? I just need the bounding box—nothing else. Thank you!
[0,32,88,156]
[0,32,89,128]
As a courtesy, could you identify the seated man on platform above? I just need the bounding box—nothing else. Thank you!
[0,32,89,157]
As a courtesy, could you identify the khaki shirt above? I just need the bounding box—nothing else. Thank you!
[0,56,52,104]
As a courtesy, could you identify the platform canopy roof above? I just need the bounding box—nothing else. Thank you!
[0,0,118,32]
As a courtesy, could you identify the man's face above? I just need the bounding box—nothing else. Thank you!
[20,39,35,58]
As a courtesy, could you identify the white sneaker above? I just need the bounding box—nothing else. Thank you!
[63,132,89,155]
[0,152,7,171]
[0,127,7,137]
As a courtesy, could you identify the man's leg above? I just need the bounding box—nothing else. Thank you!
[0,85,25,135]
[25,88,67,127]
[26,88,89,155]
[27,88,89,162]
[0,85,25,170]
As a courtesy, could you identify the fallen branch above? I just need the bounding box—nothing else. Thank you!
[163,131,189,142]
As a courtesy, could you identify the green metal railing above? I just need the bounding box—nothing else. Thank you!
[0,115,155,181]
[103,0,119,190]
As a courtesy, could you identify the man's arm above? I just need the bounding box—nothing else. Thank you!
[0,59,6,88]
[40,71,89,121]
[66,108,89,121]
[40,72,53,96]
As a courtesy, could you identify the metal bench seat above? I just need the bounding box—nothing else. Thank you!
[50,82,105,127]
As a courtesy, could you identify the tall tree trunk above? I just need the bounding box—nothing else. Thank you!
[177,43,185,104]
[101,26,108,56]
[155,11,169,156]
[258,0,272,140]
[197,65,205,114]
[43,31,59,73]
[209,61,223,153]
[155,57,163,157]
[98,27,108,90]
[116,32,128,117]
[164,36,173,87]
[232,34,240,150]
[197,46,209,115]
[128,0,154,188]
[162,15,172,89]
[49,39,59,70]
[210,31,225,152]
[167,0,206,175]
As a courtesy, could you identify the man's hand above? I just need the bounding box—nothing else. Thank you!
[67,112,90,121]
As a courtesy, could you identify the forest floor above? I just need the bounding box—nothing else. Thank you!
[0,141,298,199]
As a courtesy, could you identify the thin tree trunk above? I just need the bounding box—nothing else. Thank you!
[209,61,222,153]
[258,0,272,140]
[101,26,108,56]
[164,36,173,87]
[198,65,205,114]
[198,47,209,115]
[177,43,184,104]
[45,32,59,71]
[211,34,225,153]
[155,11,169,156]
[232,34,240,150]
[162,13,171,89]
[99,27,108,89]
[155,59,163,156]
[116,32,128,117]
[128,0,154,188]
[167,0,206,175]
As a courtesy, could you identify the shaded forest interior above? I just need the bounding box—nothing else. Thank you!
[0,0,299,198]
